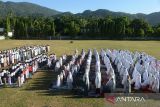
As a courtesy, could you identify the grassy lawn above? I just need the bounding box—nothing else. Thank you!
[0,40,160,107]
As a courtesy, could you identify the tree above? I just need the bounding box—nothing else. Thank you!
[130,19,151,37]
[51,22,55,37]
[137,29,145,37]
[6,15,11,33]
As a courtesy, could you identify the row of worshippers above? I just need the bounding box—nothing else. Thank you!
[82,49,92,95]
[55,49,83,89]
[54,54,67,72]
[47,53,57,69]
[79,49,114,96]
[94,49,102,95]
[0,54,48,87]
[54,49,116,96]
[100,49,116,93]
[0,45,50,68]
[105,49,160,93]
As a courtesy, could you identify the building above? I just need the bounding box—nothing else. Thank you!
[0,28,5,40]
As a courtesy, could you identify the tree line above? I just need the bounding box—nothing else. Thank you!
[0,14,160,39]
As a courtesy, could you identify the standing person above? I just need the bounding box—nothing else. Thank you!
[4,55,7,67]
[29,63,33,78]
[1,55,4,68]
[11,53,14,64]
[8,73,12,86]
[46,45,50,53]
[0,70,3,85]
[47,57,51,70]
[0,54,1,69]
[3,70,7,86]
[17,67,22,87]
[17,74,21,87]
[25,64,30,79]
[6,55,9,66]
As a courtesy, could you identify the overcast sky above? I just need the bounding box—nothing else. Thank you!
[2,0,160,14]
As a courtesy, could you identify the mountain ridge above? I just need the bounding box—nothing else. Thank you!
[0,1,160,25]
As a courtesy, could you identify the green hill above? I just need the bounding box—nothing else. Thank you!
[0,1,61,17]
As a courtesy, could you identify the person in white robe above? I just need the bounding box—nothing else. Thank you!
[26,65,29,79]
[21,73,24,85]
[123,75,131,93]
[122,69,129,85]
[8,73,12,85]
[152,76,159,93]
[106,66,114,76]
[131,72,141,90]
[142,69,149,82]
[75,49,78,58]
[1,56,4,67]
[95,71,101,94]
[59,57,63,67]
[56,75,61,87]
[119,66,126,78]
[117,61,122,73]
[66,63,70,72]
[106,75,116,93]
[59,72,64,85]
[55,61,60,72]
[132,67,139,79]
[47,58,51,68]
[95,61,100,72]
[62,70,66,79]
[83,71,90,90]
[18,75,21,87]
[0,72,3,85]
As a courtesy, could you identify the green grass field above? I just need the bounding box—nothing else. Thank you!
[0,40,160,107]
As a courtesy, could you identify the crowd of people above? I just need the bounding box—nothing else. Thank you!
[53,49,80,89]
[53,49,160,96]
[105,49,160,93]
[1,46,159,95]
[0,45,50,87]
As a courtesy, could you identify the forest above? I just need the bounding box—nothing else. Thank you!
[0,14,160,39]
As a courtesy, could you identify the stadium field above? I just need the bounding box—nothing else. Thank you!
[0,40,159,107]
